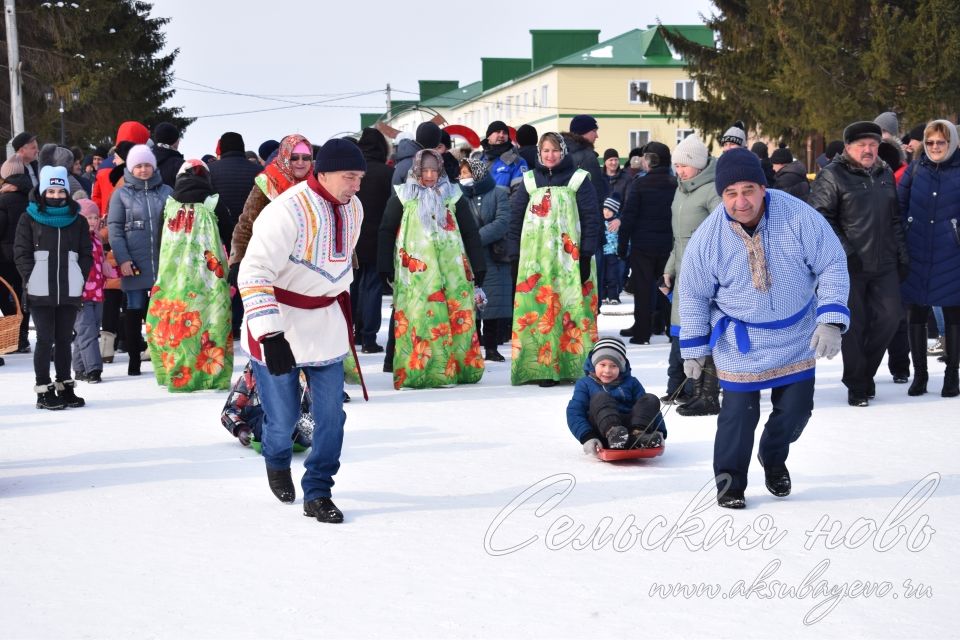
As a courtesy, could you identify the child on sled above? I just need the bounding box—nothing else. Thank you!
[566,336,667,455]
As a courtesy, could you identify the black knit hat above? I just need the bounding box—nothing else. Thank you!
[825,140,845,160]
[603,148,619,161]
[714,146,768,195]
[843,121,882,144]
[315,138,366,173]
[485,120,509,138]
[516,124,538,146]
[770,146,793,165]
[218,132,245,154]
[906,123,927,144]
[258,139,280,161]
[152,122,179,145]
[415,122,442,149]
[11,132,37,151]
[570,115,598,135]
[439,129,452,150]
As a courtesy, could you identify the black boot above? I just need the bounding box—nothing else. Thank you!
[677,357,720,417]
[759,455,791,497]
[303,497,344,523]
[125,309,144,376]
[589,393,627,448]
[907,323,928,396]
[484,348,505,362]
[942,325,959,398]
[266,467,296,503]
[717,490,746,509]
[35,383,65,410]
[55,379,85,408]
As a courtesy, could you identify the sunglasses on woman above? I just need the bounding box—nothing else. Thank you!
[289,153,313,162]
[925,140,947,148]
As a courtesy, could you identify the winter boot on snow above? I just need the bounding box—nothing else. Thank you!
[35,383,65,410]
[303,497,344,523]
[125,310,144,376]
[942,325,959,398]
[627,393,665,448]
[717,490,746,509]
[677,356,720,417]
[266,467,296,503]
[55,379,85,408]
[759,455,791,497]
[99,330,116,364]
[907,323,929,396]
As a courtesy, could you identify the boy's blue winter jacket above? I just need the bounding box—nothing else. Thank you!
[565,354,666,443]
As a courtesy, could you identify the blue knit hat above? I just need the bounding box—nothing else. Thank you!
[39,165,69,193]
[714,147,767,195]
[602,196,621,214]
[570,115,598,135]
[315,138,366,173]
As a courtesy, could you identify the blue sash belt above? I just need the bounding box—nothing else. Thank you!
[710,299,814,354]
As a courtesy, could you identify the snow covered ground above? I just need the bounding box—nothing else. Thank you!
[1,297,956,639]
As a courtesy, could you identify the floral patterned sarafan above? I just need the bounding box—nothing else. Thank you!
[146,197,233,392]
[391,186,484,389]
[510,170,597,385]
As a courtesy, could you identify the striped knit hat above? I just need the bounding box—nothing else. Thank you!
[602,195,621,214]
[591,336,627,370]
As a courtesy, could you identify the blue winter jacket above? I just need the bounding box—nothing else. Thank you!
[565,354,667,443]
[898,150,960,306]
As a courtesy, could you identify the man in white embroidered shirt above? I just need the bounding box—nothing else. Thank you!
[678,148,850,509]
[238,138,367,523]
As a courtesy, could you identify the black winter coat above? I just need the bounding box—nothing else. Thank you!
[154,145,185,188]
[562,132,607,207]
[618,166,676,256]
[507,155,601,261]
[209,151,262,249]
[0,174,33,264]
[808,154,907,273]
[355,129,395,265]
[376,192,486,283]
[14,205,93,307]
[772,161,811,201]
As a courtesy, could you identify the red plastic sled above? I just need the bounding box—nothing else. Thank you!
[598,445,664,461]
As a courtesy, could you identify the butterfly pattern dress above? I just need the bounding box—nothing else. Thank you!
[146,195,233,391]
[390,185,484,389]
[510,169,598,385]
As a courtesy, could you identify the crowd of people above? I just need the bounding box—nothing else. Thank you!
[1,105,957,517]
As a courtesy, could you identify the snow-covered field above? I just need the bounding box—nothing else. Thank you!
[1,297,956,640]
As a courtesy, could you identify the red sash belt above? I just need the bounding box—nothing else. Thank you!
[259,287,368,401]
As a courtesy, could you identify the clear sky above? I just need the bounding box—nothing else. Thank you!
[148,0,716,158]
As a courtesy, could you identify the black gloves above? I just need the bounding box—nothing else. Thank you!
[474,271,485,287]
[261,332,296,376]
[846,253,863,274]
[579,257,592,285]
[228,262,240,288]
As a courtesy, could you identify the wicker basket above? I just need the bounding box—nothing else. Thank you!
[0,275,23,354]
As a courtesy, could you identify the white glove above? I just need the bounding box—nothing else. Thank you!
[582,438,601,456]
[810,324,842,359]
[683,357,706,380]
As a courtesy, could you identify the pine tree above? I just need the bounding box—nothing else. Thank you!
[645,0,960,145]
[1,1,192,149]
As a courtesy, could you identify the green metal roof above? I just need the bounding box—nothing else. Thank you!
[420,81,484,108]
[550,25,713,68]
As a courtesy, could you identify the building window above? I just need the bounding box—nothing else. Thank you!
[541,85,549,108]
[676,129,695,145]
[628,80,650,104]
[523,92,528,111]
[629,130,650,150]
[484,107,490,124]
[506,96,512,119]
[675,80,695,101]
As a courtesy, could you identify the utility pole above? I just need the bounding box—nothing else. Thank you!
[385,83,392,121]
[4,0,25,155]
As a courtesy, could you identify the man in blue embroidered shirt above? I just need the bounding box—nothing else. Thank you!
[678,148,850,509]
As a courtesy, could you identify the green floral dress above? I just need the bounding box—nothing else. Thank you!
[391,184,485,389]
[146,195,233,391]
[510,169,598,385]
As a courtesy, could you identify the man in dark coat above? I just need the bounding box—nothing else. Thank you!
[209,131,261,337]
[770,146,810,201]
[515,124,539,170]
[808,121,909,407]
[151,122,185,188]
[352,128,393,353]
[618,142,676,344]
[391,122,441,186]
[9,132,40,189]
[563,115,607,292]
[602,148,630,202]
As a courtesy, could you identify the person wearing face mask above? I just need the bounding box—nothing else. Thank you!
[459,158,511,362]
[145,159,233,392]
[377,149,486,389]
[506,132,601,387]
[808,121,909,407]
[896,119,960,398]
[228,134,315,285]
[107,144,174,376]
[14,166,93,409]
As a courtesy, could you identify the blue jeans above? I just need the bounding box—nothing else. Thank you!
[714,377,815,494]
[124,288,149,310]
[251,360,346,501]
